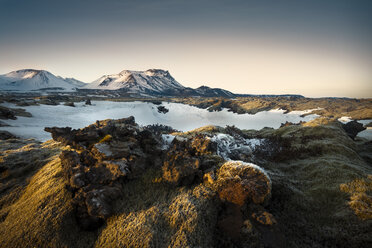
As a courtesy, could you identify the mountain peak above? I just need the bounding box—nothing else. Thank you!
[0,69,84,91]
[85,69,184,94]
[144,69,170,77]
[5,69,49,79]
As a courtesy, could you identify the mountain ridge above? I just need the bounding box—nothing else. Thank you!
[0,69,85,91]
[0,68,304,98]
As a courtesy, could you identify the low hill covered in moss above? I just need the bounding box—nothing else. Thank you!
[0,117,371,247]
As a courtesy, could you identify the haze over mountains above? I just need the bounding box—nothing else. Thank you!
[0,68,301,98]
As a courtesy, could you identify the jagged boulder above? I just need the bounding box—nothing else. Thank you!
[162,134,218,186]
[191,134,217,155]
[157,105,169,114]
[214,161,271,206]
[342,120,366,140]
[163,149,201,186]
[0,106,16,119]
[47,116,162,230]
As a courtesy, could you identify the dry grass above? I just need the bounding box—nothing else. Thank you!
[1,118,372,247]
[95,168,219,248]
[340,175,372,220]
[0,156,97,247]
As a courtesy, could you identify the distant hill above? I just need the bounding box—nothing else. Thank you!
[0,69,85,91]
[0,68,303,98]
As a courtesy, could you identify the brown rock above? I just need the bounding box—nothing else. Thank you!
[190,134,217,155]
[215,161,271,206]
[53,117,161,230]
[162,150,200,185]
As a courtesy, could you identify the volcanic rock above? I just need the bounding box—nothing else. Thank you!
[0,106,16,119]
[157,106,169,114]
[162,134,218,186]
[46,116,162,229]
[215,161,271,206]
[342,120,366,139]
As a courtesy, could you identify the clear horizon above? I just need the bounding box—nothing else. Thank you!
[1,0,371,98]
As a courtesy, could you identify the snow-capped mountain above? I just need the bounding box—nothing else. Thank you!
[84,69,185,95]
[0,69,85,91]
[0,68,239,97]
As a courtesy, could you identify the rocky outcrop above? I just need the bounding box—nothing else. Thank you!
[162,134,219,185]
[3,116,370,247]
[214,161,271,206]
[0,105,32,119]
[342,120,366,139]
[0,106,16,119]
[157,105,169,114]
[45,116,162,229]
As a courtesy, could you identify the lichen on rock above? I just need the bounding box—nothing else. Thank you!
[214,161,271,206]
[45,116,162,229]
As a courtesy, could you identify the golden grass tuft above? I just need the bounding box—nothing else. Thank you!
[340,175,372,220]
[0,156,97,247]
[96,167,219,248]
[98,134,112,143]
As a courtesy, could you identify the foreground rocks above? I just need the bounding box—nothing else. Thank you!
[44,116,274,237]
[342,120,366,139]
[45,117,162,229]
[1,117,371,247]
[162,134,219,185]
[214,161,271,206]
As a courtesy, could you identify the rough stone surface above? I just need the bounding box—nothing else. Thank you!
[46,116,162,230]
[215,161,271,206]
[162,134,218,186]
[342,120,366,140]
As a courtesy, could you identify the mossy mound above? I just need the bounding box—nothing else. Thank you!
[1,118,371,247]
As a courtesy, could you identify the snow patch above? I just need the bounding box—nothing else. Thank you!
[94,143,113,157]
[0,101,318,141]
[161,134,175,150]
[338,116,353,123]
[210,133,264,160]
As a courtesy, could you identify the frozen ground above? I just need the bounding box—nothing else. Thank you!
[1,101,320,141]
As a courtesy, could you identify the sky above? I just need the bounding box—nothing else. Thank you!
[0,0,371,98]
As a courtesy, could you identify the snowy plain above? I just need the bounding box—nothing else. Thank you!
[1,100,322,141]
